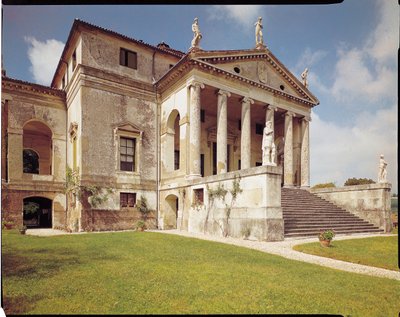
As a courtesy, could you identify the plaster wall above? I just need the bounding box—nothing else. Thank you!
[80,31,179,84]
[311,183,392,232]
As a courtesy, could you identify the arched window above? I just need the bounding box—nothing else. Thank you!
[23,120,52,175]
[23,149,39,174]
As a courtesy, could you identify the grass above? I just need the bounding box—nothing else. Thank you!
[2,230,400,315]
[293,236,399,271]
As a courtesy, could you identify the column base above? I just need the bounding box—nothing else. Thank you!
[300,185,310,190]
[283,184,295,188]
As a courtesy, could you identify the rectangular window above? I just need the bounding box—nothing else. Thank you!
[120,192,136,208]
[238,159,241,170]
[255,123,263,135]
[72,50,77,70]
[256,162,262,167]
[193,188,204,205]
[238,119,241,131]
[120,48,137,69]
[212,142,217,175]
[120,137,136,172]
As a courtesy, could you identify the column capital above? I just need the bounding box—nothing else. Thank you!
[302,115,312,122]
[264,104,278,111]
[241,96,254,105]
[284,110,296,118]
[187,80,205,89]
[217,89,231,98]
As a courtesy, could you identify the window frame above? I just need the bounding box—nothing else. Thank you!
[120,192,137,208]
[120,48,138,69]
[114,124,142,175]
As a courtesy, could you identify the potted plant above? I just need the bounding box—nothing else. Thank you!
[19,225,27,235]
[135,220,146,232]
[318,229,335,247]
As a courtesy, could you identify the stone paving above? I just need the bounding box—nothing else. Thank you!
[25,228,399,280]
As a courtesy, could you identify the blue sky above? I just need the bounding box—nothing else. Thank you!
[1,1,398,192]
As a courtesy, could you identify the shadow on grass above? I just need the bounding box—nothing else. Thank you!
[3,294,44,315]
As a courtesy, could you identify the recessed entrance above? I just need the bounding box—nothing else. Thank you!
[164,194,179,229]
[23,197,52,228]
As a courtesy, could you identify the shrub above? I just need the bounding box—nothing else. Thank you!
[311,182,336,189]
[344,178,375,186]
[318,229,335,241]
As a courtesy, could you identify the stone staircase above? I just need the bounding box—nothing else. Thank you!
[282,188,384,238]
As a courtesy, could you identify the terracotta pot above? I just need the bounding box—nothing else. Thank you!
[320,239,331,247]
[5,224,13,230]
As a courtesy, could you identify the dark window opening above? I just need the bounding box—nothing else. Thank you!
[212,142,217,175]
[200,154,204,177]
[255,123,263,135]
[238,159,241,170]
[193,188,204,205]
[169,64,174,69]
[120,137,136,172]
[256,162,262,167]
[200,109,205,122]
[120,48,137,69]
[174,150,180,170]
[238,119,241,130]
[120,192,136,208]
[233,66,241,74]
[23,149,39,174]
[280,84,285,91]
[72,50,77,70]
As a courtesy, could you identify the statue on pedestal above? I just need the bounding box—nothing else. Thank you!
[255,17,265,49]
[301,68,309,88]
[378,154,388,183]
[191,17,202,49]
[262,120,276,166]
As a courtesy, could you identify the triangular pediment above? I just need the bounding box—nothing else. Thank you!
[113,121,142,133]
[193,49,318,105]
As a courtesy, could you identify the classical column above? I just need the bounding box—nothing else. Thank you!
[240,97,254,169]
[217,89,230,174]
[284,111,295,187]
[265,104,277,129]
[188,81,204,178]
[300,116,311,188]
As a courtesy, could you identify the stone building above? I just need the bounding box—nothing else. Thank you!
[1,19,391,240]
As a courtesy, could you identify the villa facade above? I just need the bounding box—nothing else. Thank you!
[1,19,391,241]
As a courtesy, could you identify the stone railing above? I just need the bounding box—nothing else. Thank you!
[310,183,392,232]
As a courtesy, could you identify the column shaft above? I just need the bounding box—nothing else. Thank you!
[241,97,253,169]
[217,90,230,174]
[300,117,311,188]
[284,111,295,187]
[188,82,204,178]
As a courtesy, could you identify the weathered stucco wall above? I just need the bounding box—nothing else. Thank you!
[311,183,392,232]
[159,165,283,241]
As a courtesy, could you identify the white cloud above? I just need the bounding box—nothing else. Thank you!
[208,5,264,27]
[295,47,328,74]
[310,104,398,189]
[24,37,64,86]
[329,0,398,104]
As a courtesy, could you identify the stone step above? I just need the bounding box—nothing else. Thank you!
[284,228,384,237]
[281,188,382,238]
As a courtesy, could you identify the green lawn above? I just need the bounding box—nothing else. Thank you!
[293,236,399,271]
[2,230,400,315]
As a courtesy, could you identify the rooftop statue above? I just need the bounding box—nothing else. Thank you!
[262,120,276,166]
[377,154,388,183]
[255,17,264,48]
[301,68,309,88]
[191,17,202,49]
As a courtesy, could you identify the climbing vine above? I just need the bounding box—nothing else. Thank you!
[204,175,242,237]
[64,166,113,209]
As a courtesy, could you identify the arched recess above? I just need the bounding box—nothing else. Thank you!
[164,194,179,229]
[23,196,52,228]
[23,120,53,175]
[164,109,181,172]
